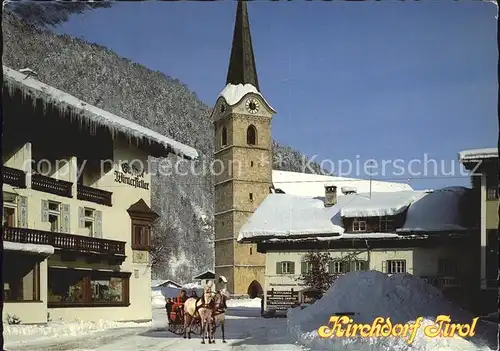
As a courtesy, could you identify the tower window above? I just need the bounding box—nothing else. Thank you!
[250,247,253,255]
[249,193,253,201]
[246,125,257,145]
[250,161,254,167]
[221,126,228,146]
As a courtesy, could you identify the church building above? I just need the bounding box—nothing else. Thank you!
[212,0,275,297]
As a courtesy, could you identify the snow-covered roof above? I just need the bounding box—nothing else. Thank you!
[272,170,413,197]
[238,188,468,243]
[238,194,344,242]
[339,191,427,218]
[3,241,55,255]
[193,270,215,280]
[458,148,498,162]
[218,83,276,112]
[151,279,182,288]
[398,186,474,233]
[3,66,198,160]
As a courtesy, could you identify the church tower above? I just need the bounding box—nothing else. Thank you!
[212,0,275,297]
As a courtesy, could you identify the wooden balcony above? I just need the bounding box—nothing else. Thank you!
[4,227,126,263]
[3,166,26,188]
[77,184,113,206]
[32,173,73,198]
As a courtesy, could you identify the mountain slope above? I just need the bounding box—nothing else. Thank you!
[2,13,326,282]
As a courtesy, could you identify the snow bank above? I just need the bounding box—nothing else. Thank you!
[287,271,493,350]
[4,319,149,348]
[227,298,262,309]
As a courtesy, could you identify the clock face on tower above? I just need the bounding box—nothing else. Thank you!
[245,98,260,114]
[220,102,226,114]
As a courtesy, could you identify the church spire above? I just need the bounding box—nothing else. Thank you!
[226,0,260,91]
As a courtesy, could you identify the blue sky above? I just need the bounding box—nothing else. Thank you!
[55,0,498,190]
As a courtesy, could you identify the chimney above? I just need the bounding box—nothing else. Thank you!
[324,185,337,207]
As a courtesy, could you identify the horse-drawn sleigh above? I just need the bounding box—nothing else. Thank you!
[167,290,227,344]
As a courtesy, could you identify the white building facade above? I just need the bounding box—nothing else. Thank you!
[2,66,198,324]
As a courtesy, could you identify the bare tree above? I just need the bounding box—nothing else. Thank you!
[297,251,333,294]
[4,0,112,27]
[298,249,370,294]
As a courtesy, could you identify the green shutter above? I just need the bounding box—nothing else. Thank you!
[94,210,103,238]
[41,200,49,222]
[61,204,70,233]
[78,207,85,228]
[290,261,295,274]
[301,262,307,274]
[276,262,282,274]
[17,196,28,227]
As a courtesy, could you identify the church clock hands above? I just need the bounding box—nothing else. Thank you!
[245,98,260,114]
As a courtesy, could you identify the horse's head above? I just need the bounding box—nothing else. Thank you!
[213,292,226,310]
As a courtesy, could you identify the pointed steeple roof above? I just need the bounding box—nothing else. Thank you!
[226,0,260,91]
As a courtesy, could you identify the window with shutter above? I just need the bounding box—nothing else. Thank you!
[94,210,103,238]
[131,223,151,250]
[61,204,71,233]
[289,261,295,274]
[276,262,283,274]
[17,196,28,227]
[41,200,49,222]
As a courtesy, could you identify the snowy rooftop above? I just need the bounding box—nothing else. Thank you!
[272,170,413,197]
[238,188,470,243]
[398,186,474,233]
[238,194,344,241]
[458,148,498,162]
[338,191,427,218]
[218,83,275,112]
[3,66,198,160]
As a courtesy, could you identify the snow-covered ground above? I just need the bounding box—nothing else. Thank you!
[4,275,498,350]
[4,298,302,351]
[287,271,498,351]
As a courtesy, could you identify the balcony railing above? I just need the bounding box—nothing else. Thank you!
[77,184,113,206]
[3,166,26,188]
[31,173,73,198]
[4,227,126,257]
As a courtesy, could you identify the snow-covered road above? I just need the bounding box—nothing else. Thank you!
[9,306,304,351]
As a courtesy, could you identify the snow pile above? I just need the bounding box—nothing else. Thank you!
[4,319,150,348]
[227,298,262,309]
[399,187,472,233]
[287,271,493,351]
